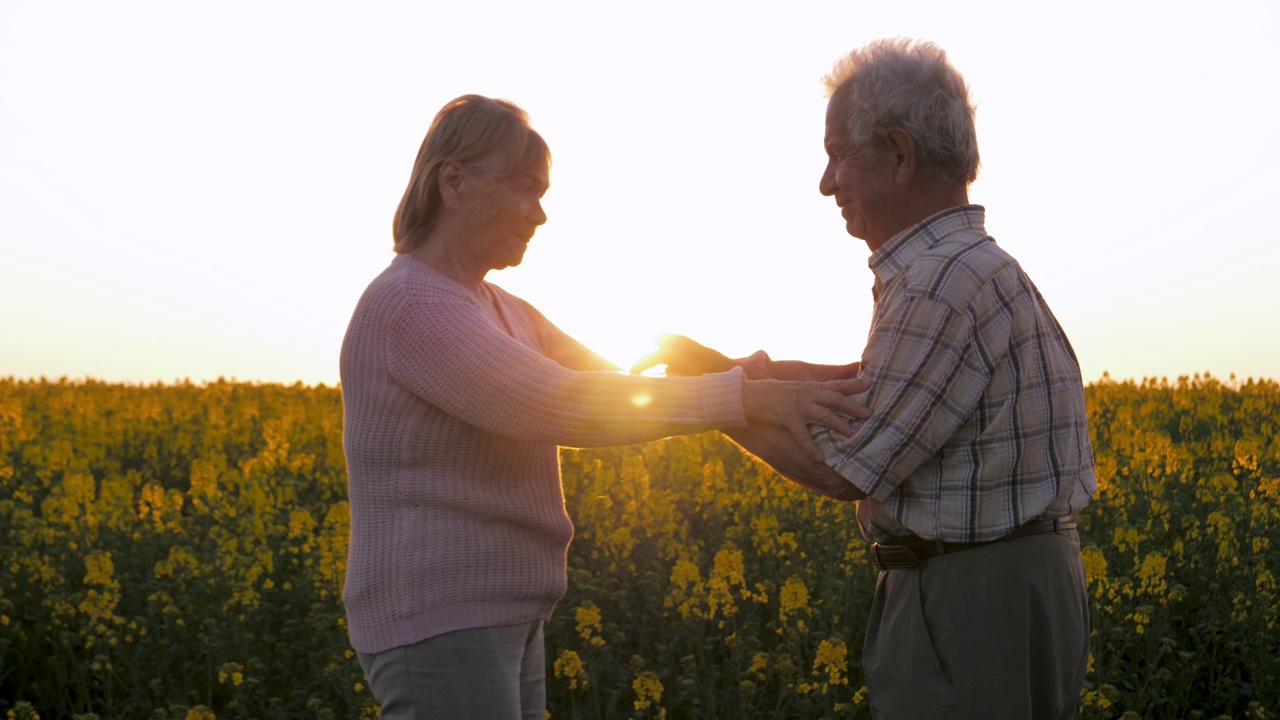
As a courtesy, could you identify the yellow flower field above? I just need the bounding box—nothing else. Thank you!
[0,374,1276,719]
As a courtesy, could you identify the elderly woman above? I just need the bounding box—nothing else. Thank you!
[339,94,868,719]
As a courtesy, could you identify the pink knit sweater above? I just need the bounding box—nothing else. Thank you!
[339,254,746,654]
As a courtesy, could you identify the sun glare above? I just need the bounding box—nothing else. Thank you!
[584,331,669,376]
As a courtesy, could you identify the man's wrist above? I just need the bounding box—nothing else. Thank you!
[738,350,774,380]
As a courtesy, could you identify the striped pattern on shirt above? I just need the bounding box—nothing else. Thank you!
[814,205,1096,544]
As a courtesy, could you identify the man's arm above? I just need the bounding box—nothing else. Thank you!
[630,334,737,375]
[632,334,860,381]
[723,423,865,501]
[742,355,862,382]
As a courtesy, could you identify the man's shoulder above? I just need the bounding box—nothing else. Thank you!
[899,232,1019,310]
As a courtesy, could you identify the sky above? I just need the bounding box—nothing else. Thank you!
[2,1,1278,387]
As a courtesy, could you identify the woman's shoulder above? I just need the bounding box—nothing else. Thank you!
[352,257,480,326]
[383,256,481,305]
[483,281,546,321]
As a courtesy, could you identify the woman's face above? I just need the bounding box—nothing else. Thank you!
[459,151,550,273]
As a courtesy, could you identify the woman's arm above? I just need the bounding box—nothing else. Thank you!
[531,317,621,372]
[381,289,867,449]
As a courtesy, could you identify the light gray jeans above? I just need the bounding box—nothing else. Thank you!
[357,621,546,720]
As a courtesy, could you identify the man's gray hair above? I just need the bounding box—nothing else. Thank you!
[823,38,980,186]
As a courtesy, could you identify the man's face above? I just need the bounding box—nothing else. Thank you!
[819,89,897,250]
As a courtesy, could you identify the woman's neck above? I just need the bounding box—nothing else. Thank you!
[409,230,486,295]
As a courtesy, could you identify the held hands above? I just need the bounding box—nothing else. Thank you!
[630,334,737,376]
[741,377,871,462]
[632,333,861,382]
[630,332,872,462]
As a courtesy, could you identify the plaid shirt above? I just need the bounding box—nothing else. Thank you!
[814,205,1096,544]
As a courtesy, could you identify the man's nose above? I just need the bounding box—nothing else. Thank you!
[819,164,837,196]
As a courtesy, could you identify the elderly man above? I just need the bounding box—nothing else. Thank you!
[638,38,1096,719]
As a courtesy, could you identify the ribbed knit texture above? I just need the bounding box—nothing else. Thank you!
[339,254,745,654]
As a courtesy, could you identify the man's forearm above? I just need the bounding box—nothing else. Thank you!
[723,424,865,501]
[630,335,860,382]
[738,352,861,382]
[765,360,861,382]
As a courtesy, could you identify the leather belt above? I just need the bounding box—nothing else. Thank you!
[869,514,1078,571]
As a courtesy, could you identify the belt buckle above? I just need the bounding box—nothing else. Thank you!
[870,542,918,570]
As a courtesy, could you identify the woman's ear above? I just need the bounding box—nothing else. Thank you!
[439,161,465,208]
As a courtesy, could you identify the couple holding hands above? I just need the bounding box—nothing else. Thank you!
[340,37,1096,720]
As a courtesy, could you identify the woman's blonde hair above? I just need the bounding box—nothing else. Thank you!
[392,95,550,253]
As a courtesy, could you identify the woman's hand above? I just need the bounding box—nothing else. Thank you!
[630,334,737,376]
[741,377,871,462]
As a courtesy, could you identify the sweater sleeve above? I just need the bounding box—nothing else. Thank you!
[505,292,621,372]
[385,284,745,447]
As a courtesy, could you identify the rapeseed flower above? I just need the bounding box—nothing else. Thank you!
[665,558,705,619]
[554,649,588,689]
[575,602,605,648]
[631,670,664,716]
[218,662,244,687]
[778,577,811,627]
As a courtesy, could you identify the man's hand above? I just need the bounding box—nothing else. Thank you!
[630,334,738,376]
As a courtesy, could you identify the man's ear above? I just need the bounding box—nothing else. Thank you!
[439,161,465,209]
[883,128,916,185]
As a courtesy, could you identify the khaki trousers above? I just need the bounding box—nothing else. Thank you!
[863,529,1090,720]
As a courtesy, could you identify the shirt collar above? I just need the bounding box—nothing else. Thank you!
[869,205,987,291]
